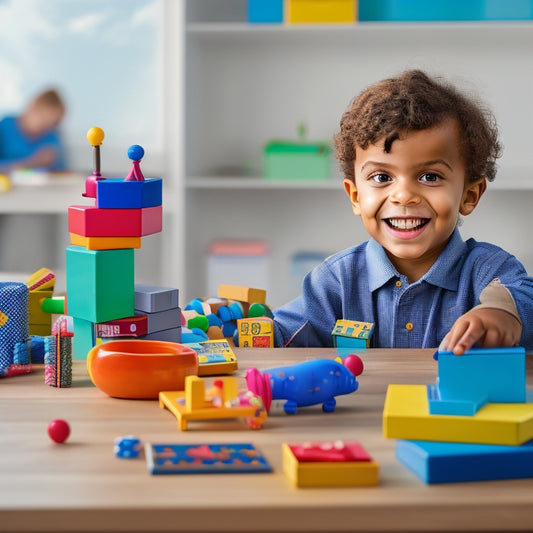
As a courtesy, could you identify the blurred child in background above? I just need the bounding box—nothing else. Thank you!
[0,88,66,172]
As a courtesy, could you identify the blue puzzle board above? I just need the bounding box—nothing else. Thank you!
[145,443,272,475]
[396,439,533,484]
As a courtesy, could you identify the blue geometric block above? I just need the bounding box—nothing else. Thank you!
[248,0,283,23]
[96,178,162,209]
[396,439,533,484]
[429,347,526,416]
[0,282,29,375]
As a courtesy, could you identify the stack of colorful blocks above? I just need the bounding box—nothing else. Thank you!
[383,347,533,483]
[66,130,164,359]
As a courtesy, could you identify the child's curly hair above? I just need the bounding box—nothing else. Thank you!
[334,70,502,183]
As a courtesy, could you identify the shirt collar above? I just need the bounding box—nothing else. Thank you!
[366,227,467,292]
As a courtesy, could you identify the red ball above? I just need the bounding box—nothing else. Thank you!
[48,419,70,443]
[343,354,364,376]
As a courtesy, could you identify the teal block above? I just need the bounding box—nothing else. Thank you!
[72,317,95,360]
[334,336,368,349]
[429,347,526,416]
[66,246,134,323]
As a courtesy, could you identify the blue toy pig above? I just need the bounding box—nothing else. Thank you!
[246,355,363,415]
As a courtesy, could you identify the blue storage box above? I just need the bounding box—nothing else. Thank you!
[248,0,284,23]
[359,0,533,21]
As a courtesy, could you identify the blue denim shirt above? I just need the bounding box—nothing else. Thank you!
[273,228,533,350]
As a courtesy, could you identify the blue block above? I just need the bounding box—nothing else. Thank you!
[96,178,162,209]
[396,439,533,484]
[0,282,28,374]
[248,0,283,23]
[429,347,526,416]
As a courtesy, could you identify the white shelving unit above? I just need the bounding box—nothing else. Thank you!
[165,0,533,306]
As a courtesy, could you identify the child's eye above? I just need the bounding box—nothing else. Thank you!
[370,173,392,184]
[420,173,441,183]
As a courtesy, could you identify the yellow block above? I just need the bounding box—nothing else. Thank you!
[237,317,274,348]
[286,0,357,24]
[28,291,53,331]
[383,384,533,445]
[282,443,379,487]
[159,376,266,431]
[70,233,142,250]
[29,323,53,337]
[217,284,266,305]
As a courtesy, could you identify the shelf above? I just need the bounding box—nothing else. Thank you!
[185,169,533,191]
[186,177,341,190]
[187,20,533,35]
[0,182,89,214]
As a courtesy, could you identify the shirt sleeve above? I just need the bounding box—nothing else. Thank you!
[273,260,342,347]
[474,252,533,350]
[474,278,522,325]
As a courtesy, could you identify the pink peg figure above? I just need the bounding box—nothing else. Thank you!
[245,354,364,415]
[125,144,145,181]
[83,127,105,198]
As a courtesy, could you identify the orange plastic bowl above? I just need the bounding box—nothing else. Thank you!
[87,340,198,399]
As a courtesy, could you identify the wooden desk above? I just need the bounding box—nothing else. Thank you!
[1,348,533,533]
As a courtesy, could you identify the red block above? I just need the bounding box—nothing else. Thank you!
[68,205,162,237]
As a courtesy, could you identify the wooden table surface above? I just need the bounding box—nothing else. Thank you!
[1,348,533,533]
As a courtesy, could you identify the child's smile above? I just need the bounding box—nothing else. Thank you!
[344,119,486,282]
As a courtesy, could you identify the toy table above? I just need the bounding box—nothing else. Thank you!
[1,348,533,533]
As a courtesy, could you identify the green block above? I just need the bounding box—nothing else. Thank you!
[72,317,95,360]
[264,141,331,180]
[66,246,134,323]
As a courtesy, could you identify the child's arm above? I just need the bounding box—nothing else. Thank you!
[439,279,522,355]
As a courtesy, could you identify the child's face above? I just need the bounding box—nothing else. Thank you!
[344,119,485,281]
[21,102,63,137]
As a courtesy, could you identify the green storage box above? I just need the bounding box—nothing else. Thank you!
[263,140,332,180]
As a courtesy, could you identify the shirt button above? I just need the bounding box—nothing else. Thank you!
[405,322,413,331]
[395,280,402,287]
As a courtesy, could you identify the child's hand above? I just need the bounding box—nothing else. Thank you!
[439,308,522,355]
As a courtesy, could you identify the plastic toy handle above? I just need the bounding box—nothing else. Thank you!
[87,127,105,146]
[245,368,272,413]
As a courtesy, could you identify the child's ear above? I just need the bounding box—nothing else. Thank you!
[459,177,486,216]
[344,178,361,216]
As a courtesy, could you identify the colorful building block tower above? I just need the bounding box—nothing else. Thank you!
[66,128,170,359]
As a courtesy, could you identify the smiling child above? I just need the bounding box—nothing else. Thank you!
[273,69,533,354]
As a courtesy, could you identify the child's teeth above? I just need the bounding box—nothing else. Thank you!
[390,219,423,229]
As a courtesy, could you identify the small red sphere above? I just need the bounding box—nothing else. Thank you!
[343,354,364,376]
[48,419,70,443]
